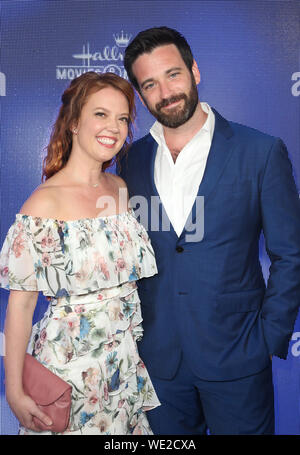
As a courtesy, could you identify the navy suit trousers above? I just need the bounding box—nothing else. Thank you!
[146,356,274,435]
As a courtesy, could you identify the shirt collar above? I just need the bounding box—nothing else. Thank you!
[150,102,215,148]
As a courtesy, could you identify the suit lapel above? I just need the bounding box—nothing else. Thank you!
[181,109,235,239]
[142,136,178,240]
[141,110,235,241]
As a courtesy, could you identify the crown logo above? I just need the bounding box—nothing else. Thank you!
[113,31,132,47]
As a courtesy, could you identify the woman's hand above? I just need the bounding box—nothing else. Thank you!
[4,290,49,431]
[7,392,52,432]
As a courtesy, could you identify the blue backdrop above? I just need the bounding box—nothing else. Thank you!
[0,0,299,435]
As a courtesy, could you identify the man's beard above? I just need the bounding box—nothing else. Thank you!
[143,76,199,128]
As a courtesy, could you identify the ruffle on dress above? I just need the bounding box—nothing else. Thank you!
[0,210,160,434]
[28,283,157,433]
[0,210,157,297]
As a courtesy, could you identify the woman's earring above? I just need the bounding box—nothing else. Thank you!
[73,128,78,134]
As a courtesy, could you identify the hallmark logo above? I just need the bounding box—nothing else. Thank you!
[56,31,132,81]
[0,71,6,96]
[113,31,132,47]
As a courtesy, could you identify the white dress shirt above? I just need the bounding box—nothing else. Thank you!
[151,102,215,237]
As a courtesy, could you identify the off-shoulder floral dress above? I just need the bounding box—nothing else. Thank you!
[0,210,160,435]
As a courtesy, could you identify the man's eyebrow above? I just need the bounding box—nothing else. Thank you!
[166,67,182,74]
[140,78,154,89]
[140,67,182,89]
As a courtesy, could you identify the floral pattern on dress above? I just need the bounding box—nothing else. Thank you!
[0,210,157,297]
[0,210,160,435]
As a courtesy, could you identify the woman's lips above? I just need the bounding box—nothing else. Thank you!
[96,136,117,148]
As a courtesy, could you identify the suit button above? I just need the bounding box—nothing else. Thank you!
[176,246,184,253]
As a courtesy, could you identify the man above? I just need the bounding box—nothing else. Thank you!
[120,26,300,434]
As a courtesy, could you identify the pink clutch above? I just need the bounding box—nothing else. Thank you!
[22,353,72,433]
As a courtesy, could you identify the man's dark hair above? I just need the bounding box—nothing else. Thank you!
[124,26,194,92]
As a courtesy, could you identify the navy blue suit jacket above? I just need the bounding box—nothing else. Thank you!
[120,109,300,381]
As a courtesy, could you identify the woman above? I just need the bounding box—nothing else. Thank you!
[0,71,160,435]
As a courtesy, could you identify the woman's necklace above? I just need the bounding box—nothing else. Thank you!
[61,169,102,188]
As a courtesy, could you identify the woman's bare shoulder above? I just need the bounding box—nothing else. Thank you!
[19,183,61,219]
[105,172,128,190]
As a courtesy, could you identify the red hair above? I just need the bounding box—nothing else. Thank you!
[42,71,136,180]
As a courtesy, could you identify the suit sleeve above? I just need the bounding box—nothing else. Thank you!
[260,138,300,359]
